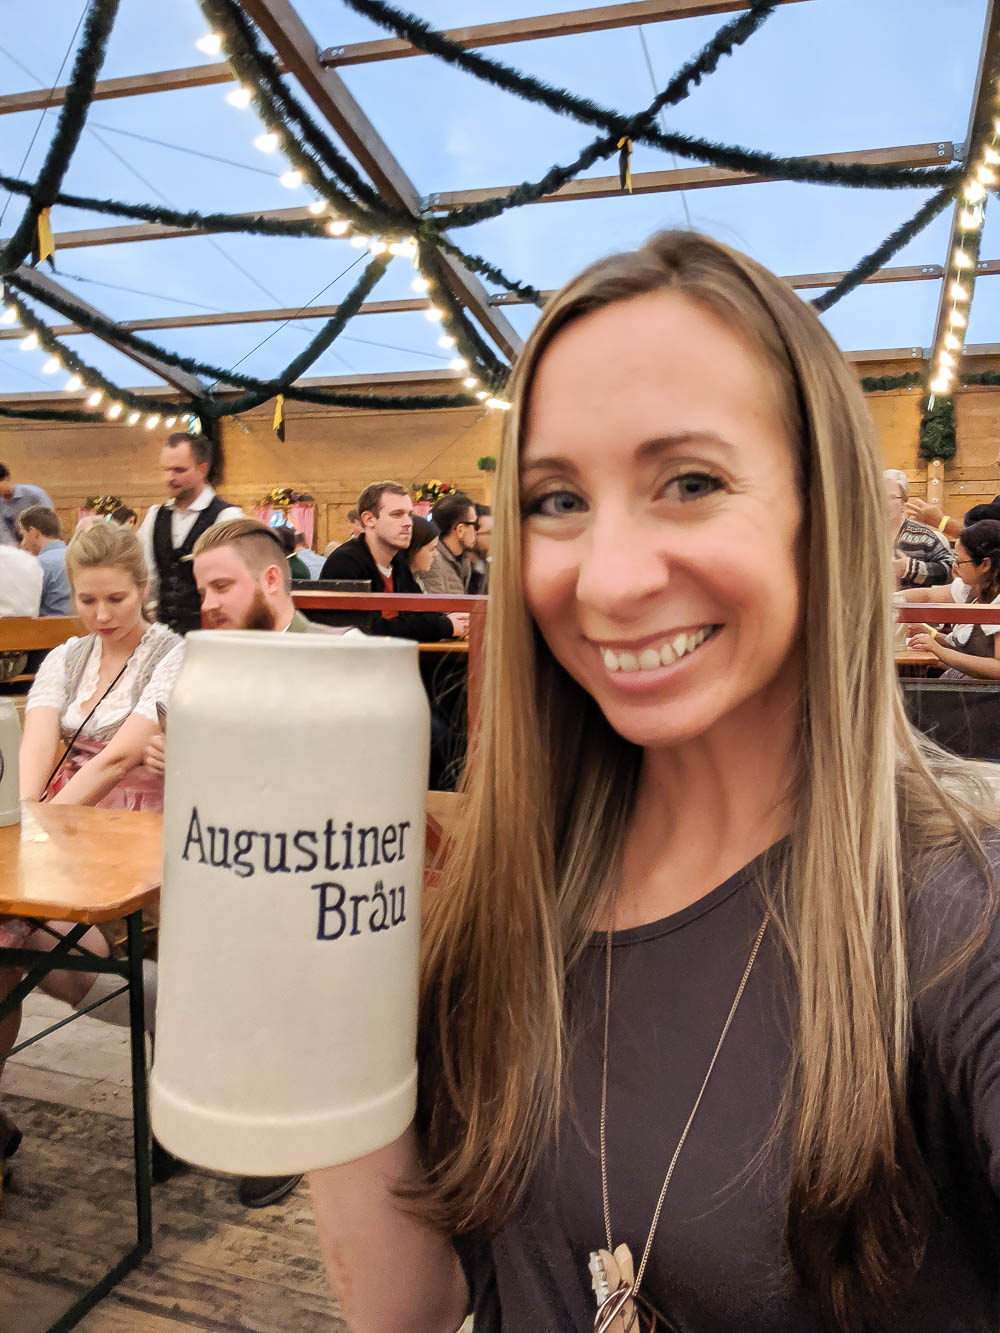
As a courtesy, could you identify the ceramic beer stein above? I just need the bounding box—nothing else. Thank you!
[150,631,430,1174]
[0,699,21,828]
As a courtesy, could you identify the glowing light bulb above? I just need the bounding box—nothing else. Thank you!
[226,86,252,109]
[20,333,38,350]
[944,332,961,351]
[42,356,60,374]
[368,240,388,255]
[254,132,279,154]
[86,390,103,408]
[960,208,983,230]
[144,414,160,429]
[939,351,955,369]
[437,335,456,348]
[64,374,82,392]
[325,219,349,236]
[308,200,326,215]
[106,402,123,420]
[985,146,1000,165]
[463,376,478,388]
[495,401,512,411]
[126,410,141,426]
[0,306,16,325]
[411,277,430,292]
[350,235,368,249]
[388,242,406,256]
[949,308,967,328]
[475,390,489,401]
[954,248,974,269]
[449,357,467,370]
[977,165,996,185]
[950,280,970,301]
[425,307,443,322]
[279,169,304,189]
[164,416,177,428]
[966,180,987,203]
[930,377,952,395]
[196,32,223,55]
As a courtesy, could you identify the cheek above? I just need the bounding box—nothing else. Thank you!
[522,535,577,631]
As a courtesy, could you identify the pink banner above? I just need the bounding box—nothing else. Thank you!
[254,502,315,548]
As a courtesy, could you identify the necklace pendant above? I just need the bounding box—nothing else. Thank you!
[589,1244,637,1332]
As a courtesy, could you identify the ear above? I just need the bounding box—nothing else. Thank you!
[262,563,284,594]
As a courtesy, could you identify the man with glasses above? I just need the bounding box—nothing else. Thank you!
[422,493,478,595]
[884,469,954,589]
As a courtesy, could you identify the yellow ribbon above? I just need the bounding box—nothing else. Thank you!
[272,393,285,441]
[35,208,55,267]
[617,137,633,194]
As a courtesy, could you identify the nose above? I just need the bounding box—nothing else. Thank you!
[574,505,669,623]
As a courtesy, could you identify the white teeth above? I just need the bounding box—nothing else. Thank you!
[600,626,715,672]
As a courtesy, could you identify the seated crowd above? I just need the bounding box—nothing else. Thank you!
[0,448,489,1211]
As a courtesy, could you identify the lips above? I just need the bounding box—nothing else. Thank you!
[599,625,718,673]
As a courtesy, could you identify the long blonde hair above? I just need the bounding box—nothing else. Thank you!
[418,231,996,1327]
[65,521,149,612]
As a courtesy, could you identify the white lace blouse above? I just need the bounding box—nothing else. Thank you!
[26,622,181,736]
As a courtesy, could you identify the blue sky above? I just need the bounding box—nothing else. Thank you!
[0,0,993,397]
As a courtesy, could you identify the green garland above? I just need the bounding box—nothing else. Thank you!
[918,395,957,461]
[859,371,925,393]
[0,0,121,273]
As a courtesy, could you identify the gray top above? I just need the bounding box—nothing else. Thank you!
[36,539,70,616]
[459,841,1000,1331]
[0,482,53,545]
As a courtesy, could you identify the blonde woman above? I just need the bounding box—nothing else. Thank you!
[2,523,177,1173]
[309,233,1000,1332]
[19,522,180,810]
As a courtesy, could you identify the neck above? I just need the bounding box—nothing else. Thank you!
[366,532,396,569]
[175,482,205,513]
[444,532,464,558]
[612,664,800,928]
[101,619,147,665]
[274,601,295,632]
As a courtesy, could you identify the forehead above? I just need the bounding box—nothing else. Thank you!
[523,291,789,472]
[161,443,194,467]
[72,564,135,592]
[194,546,249,581]
[379,493,412,514]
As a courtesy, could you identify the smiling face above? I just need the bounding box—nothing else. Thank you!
[520,291,805,751]
[72,565,146,642]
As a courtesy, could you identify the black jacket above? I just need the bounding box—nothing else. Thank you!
[319,536,455,642]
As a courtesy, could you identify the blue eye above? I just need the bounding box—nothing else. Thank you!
[527,490,587,517]
[668,472,724,503]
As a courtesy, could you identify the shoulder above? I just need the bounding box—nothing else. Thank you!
[322,539,370,575]
[139,621,182,664]
[215,504,244,522]
[26,639,75,707]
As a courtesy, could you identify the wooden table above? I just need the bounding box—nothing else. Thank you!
[896,649,939,674]
[0,804,162,1331]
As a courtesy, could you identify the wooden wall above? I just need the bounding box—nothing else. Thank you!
[1,358,998,547]
[0,382,502,551]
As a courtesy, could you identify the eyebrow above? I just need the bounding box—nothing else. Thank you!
[522,430,739,476]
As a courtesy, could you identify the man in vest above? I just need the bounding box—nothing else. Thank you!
[137,433,242,633]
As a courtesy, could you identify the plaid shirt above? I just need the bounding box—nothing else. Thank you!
[896,516,954,588]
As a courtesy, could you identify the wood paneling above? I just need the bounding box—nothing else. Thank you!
[0,385,502,551]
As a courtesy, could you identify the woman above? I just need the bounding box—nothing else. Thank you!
[309,233,1000,1332]
[109,504,138,528]
[408,514,441,590]
[19,522,180,809]
[2,523,178,1171]
[906,519,1000,680]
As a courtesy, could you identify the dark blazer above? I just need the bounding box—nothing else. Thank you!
[319,536,455,642]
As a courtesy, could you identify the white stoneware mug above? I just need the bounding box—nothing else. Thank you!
[150,631,430,1173]
[0,698,21,827]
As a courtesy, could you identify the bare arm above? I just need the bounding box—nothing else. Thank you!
[19,707,62,800]
[901,585,957,604]
[49,712,158,807]
[905,498,961,542]
[308,1127,468,1333]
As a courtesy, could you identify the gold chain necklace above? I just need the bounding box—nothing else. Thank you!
[590,908,771,1333]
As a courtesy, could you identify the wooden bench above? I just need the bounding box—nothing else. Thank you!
[0,616,84,653]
